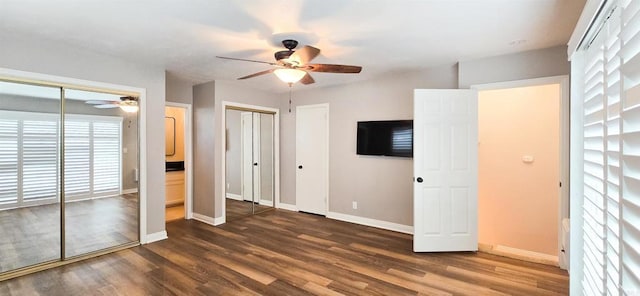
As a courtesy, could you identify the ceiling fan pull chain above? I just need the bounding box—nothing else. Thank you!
[288,83,293,113]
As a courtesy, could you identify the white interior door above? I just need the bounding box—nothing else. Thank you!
[296,104,329,215]
[252,113,261,203]
[241,112,253,202]
[413,89,478,252]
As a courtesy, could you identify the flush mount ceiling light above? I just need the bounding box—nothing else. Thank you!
[274,68,307,83]
[119,100,139,113]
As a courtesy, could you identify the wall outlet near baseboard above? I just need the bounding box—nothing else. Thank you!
[352,201,358,210]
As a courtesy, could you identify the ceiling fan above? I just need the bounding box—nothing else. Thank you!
[216,39,362,85]
[85,96,139,113]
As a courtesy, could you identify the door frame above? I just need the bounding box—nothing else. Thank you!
[220,101,280,223]
[165,102,194,220]
[295,103,330,215]
[470,75,570,268]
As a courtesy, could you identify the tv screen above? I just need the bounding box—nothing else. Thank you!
[357,120,413,157]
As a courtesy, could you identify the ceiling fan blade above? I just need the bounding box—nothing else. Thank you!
[300,73,315,85]
[85,100,115,105]
[289,46,320,66]
[94,104,119,109]
[217,56,277,66]
[306,64,362,73]
[238,69,275,80]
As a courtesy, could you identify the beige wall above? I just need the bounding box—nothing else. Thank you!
[458,46,569,89]
[478,84,560,256]
[0,33,167,235]
[165,106,185,162]
[165,71,193,105]
[193,81,216,217]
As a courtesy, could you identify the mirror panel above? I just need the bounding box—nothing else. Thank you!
[63,88,139,258]
[0,80,62,272]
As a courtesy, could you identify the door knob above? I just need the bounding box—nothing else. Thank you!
[416,177,423,183]
[298,165,303,169]
[253,162,258,166]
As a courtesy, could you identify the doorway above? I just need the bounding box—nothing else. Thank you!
[295,103,329,215]
[164,103,192,223]
[473,76,569,267]
[223,102,278,222]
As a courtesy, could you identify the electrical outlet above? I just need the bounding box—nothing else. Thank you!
[227,183,230,189]
[352,201,358,210]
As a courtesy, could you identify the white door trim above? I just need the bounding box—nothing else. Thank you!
[221,101,280,223]
[165,102,194,221]
[296,103,330,215]
[470,75,570,269]
[0,67,149,243]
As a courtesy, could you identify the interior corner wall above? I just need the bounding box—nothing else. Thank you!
[0,33,167,235]
[213,80,282,219]
[193,81,216,218]
[458,46,570,88]
[165,71,194,104]
[280,65,458,226]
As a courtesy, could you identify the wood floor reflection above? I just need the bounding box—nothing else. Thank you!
[226,198,273,222]
[0,194,138,273]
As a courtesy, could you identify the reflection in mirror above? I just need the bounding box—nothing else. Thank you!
[0,80,62,272]
[225,109,274,221]
[63,88,139,258]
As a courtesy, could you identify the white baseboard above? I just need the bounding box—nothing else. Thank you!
[214,216,225,226]
[121,188,138,195]
[326,211,413,235]
[226,193,242,201]
[259,199,273,206]
[192,213,226,226]
[192,213,215,225]
[277,203,298,212]
[144,230,168,244]
[478,243,559,266]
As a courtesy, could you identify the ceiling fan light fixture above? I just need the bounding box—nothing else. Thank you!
[119,100,139,113]
[274,68,306,83]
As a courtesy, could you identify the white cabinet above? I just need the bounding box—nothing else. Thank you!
[165,171,185,206]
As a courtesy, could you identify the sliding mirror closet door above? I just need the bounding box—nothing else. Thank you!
[225,109,274,221]
[256,113,274,212]
[0,80,62,272]
[225,109,253,220]
[63,89,139,258]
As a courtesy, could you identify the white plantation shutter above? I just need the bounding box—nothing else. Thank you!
[583,25,607,295]
[621,0,640,292]
[575,0,640,293]
[92,121,121,195]
[22,120,59,202]
[0,111,122,209]
[64,120,91,199]
[0,119,18,204]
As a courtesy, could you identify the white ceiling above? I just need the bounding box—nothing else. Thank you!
[0,0,585,92]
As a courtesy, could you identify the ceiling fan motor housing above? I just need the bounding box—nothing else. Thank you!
[274,50,293,61]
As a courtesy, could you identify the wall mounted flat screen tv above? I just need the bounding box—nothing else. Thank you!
[357,120,413,157]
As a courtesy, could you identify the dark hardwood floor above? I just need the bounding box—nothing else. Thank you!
[0,209,568,295]
[0,194,138,273]
[226,198,273,222]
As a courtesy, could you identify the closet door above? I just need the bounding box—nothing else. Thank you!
[0,80,62,272]
[63,89,139,258]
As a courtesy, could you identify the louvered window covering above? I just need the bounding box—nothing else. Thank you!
[0,111,122,209]
[576,0,640,293]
